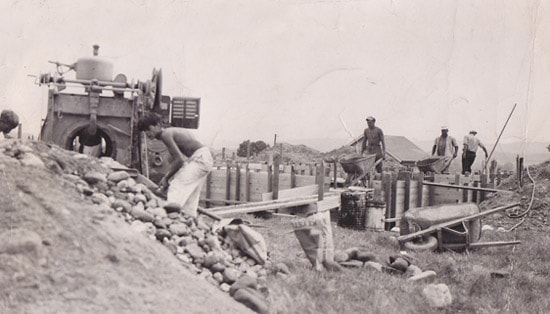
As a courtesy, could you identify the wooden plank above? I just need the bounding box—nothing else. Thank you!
[422,181,506,193]
[205,172,212,208]
[267,164,273,193]
[404,174,411,212]
[480,174,487,202]
[316,196,340,212]
[211,194,340,217]
[290,165,296,188]
[262,184,319,201]
[245,164,250,202]
[317,161,325,201]
[200,198,247,205]
[272,154,280,200]
[383,173,392,231]
[390,173,397,229]
[235,163,241,201]
[225,162,231,201]
[416,172,424,207]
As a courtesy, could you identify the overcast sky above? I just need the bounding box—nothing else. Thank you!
[1,0,548,152]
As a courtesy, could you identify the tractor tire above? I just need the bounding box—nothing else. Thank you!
[403,235,438,252]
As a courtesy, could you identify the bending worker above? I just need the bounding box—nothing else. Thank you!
[461,130,488,175]
[137,112,213,218]
[360,116,385,173]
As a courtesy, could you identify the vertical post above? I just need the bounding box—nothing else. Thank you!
[205,172,211,208]
[416,172,424,208]
[428,176,435,206]
[267,164,273,193]
[390,173,397,229]
[472,180,479,203]
[455,174,461,203]
[517,156,524,189]
[462,182,469,203]
[222,147,226,160]
[245,163,251,202]
[235,163,241,201]
[404,172,411,212]
[480,173,487,202]
[272,154,280,200]
[332,161,338,188]
[317,161,325,201]
[246,141,251,160]
[225,161,231,202]
[17,123,22,139]
[383,173,391,230]
[290,165,296,188]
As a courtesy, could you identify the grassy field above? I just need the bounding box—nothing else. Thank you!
[240,214,550,314]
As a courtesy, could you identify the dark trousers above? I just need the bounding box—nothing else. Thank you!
[366,146,383,173]
[462,151,476,174]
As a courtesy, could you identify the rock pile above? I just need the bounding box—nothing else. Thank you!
[81,169,274,313]
[334,247,437,283]
[2,140,275,313]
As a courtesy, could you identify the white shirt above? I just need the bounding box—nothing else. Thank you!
[463,134,482,152]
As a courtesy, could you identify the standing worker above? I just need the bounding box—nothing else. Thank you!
[137,112,213,218]
[461,130,488,175]
[0,109,19,139]
[431,126,458,174]
[360,116,385,173]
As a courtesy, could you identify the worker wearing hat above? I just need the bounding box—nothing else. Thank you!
[0,109,19,139]
[360,116,385,173]
[461,130,488,175]
[431,126,458,173]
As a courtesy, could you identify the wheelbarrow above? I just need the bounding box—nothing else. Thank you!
[397,202,521,252]
[416,156,453,174]
[339,154,379,187]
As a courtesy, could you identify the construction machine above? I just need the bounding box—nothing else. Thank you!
[37,45,200,183]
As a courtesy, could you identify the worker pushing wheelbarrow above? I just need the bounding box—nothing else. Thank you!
[339,154,380,187]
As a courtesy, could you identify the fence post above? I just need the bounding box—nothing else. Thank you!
[205,172,212,208]
[316,161,325,201]
[383,172,392,230]
[235,163,241,201]
[403,172,411,213]
[416,172,424,208]
[225,161,231,202]
[290,165,296,189]
[245,163,250,202]
[272,154,280,200]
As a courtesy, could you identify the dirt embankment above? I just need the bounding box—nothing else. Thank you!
[0,140,253,314]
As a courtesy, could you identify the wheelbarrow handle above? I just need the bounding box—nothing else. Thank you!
[397,202,520,243]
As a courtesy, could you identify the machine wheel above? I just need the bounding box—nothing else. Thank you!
[403,235,438,252]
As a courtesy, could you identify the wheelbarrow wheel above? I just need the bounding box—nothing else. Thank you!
[404,235,438,252]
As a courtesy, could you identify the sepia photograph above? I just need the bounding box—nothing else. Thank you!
[1,1,549,313]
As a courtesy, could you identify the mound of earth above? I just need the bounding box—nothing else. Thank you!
[0,140,253,314]
[481,159,550,232]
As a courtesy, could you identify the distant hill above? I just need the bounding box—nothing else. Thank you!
[212,137,550,169]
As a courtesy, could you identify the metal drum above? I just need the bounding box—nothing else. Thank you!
[338,191,368,230]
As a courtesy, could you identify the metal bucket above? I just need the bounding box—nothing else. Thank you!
[365,200,386,231]
[338,191,367,230]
